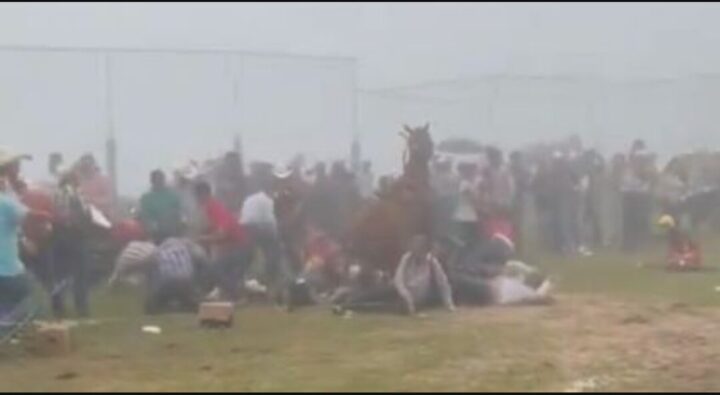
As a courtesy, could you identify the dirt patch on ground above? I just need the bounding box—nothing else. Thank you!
[449,294,720,391]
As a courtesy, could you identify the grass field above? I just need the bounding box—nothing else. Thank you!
[4,239,720,392]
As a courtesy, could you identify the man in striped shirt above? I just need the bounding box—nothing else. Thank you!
[145,237,208,315]
[111,237,208,315]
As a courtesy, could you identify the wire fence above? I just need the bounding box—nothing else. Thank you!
[0,46,357,195]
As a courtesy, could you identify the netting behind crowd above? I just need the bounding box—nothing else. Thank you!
[4,47,720,194]
[359,74,720,170]
[0,49,355,195]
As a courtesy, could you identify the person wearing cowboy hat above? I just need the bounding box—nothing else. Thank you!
[0,148,51,315]
[172,162,206,239]
[0,146,32,198]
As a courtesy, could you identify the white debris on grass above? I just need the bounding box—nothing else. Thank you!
[245,279,268,294]
[141,325,162,335]
[564,376,610,392]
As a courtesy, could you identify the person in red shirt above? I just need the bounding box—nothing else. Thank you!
[194,181,250,302]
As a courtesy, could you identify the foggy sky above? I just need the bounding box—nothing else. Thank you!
[3,3,720,194]
[3,2,720,87]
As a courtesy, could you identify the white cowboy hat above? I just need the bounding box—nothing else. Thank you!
[0,146,31,167]
[174,161,200,180]
[273,165,293,179]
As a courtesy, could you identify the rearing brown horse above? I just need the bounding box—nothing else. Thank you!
[346,123,435,274]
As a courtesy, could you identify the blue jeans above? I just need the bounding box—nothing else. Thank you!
[0,274,31,311]
[212,245,251,301]
[51,228,89,318]
[245,224,286,289]
[145,266,198,315]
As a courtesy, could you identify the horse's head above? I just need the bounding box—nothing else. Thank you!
[400,123,434,165]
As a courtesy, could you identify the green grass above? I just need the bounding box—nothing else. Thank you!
[4,239,720,392]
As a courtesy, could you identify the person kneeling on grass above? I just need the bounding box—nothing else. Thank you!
[111,237,209,315]
[657,214,702,271]
[333,234,455,316]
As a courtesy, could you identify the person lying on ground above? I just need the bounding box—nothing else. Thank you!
[487,260,554,306]
[449,233,515,305]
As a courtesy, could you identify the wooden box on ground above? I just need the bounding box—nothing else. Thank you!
[24,322,73,356]
[198,302,234,328]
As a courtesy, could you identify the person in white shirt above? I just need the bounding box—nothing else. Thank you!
[240,187,284,292]
[453,162,480,250]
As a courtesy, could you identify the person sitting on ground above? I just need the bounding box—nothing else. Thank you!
[332,235,455,316]
[285,226,348,312]
[657,214,702,271]
[394,234,456,315]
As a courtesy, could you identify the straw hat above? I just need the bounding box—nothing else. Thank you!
[0,146,31,168]
[657,214,676,229]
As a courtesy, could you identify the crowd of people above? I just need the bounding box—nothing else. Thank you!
[1,132,718,332]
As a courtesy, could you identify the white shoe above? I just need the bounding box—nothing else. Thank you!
[205,287,221,301]
[537,279,554,297]
[578,246,594,257]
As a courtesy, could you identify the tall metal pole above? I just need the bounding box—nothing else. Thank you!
[102,53,118,200]
[350,59,360,173]
[229,54,245,163]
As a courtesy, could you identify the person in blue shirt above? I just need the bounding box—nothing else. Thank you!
[0,148,52,313]
[0,149,31,311]
[0,183,30,309]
